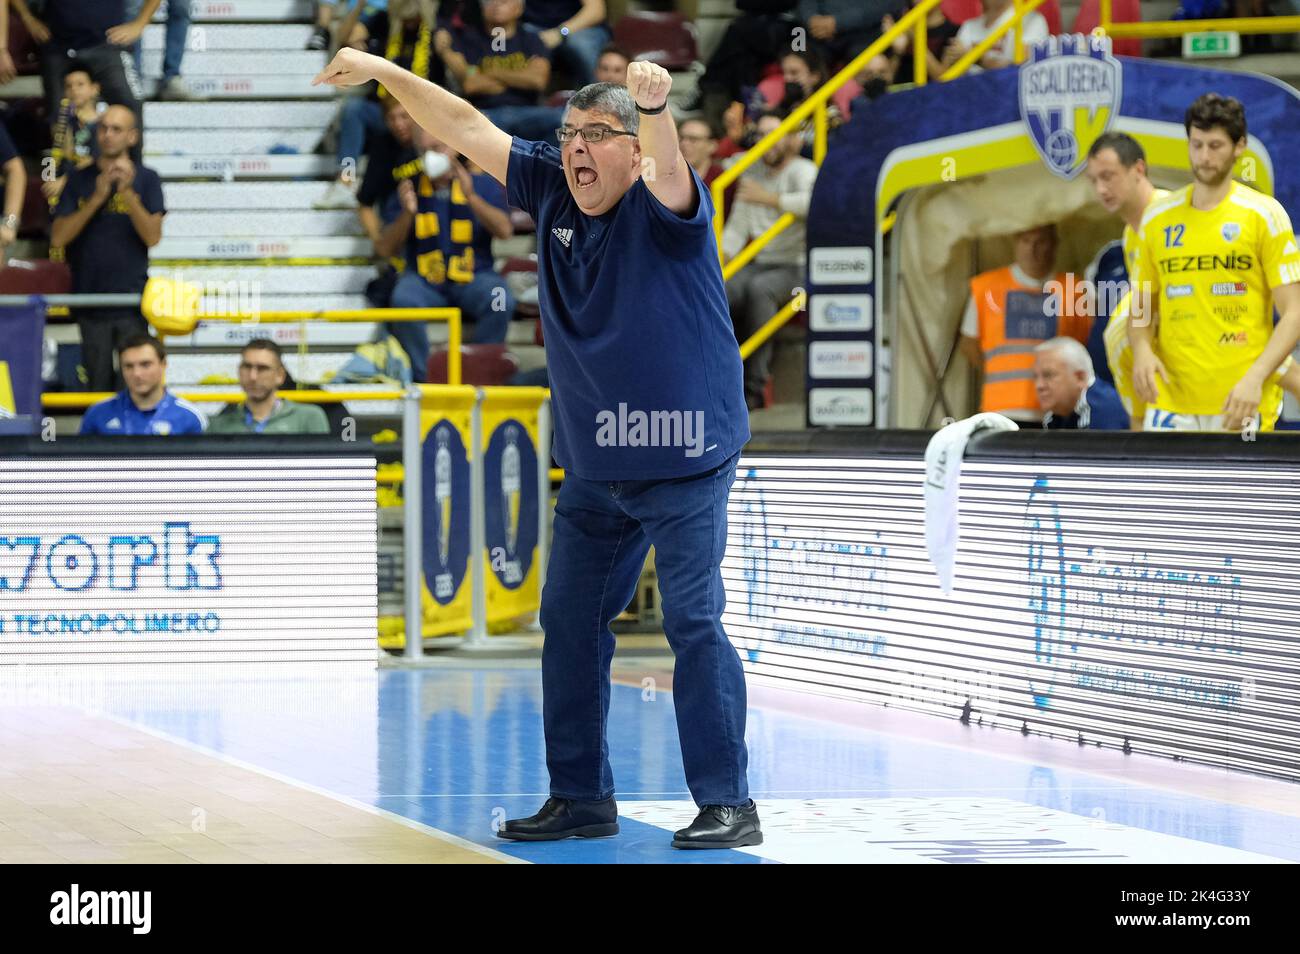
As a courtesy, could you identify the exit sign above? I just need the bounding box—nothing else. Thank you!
[1183,31,1241,58]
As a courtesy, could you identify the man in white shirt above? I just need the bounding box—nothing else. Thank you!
[722,110,818,409]
[943,0,1050,72]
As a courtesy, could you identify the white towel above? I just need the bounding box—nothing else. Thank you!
[924,413,1019,594]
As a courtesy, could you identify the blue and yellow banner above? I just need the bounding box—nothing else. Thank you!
[479,387,545,626]
[378,385,477,649]
[0,302,45,434]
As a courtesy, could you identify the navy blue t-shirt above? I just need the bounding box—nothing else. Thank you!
[53,164,166,295]
[1085,239,1127,386]
[522,0,584,28]
[507,137,749,480]
[1044,379,1129,430]
[48,0,127,51]
[453,28,552,110]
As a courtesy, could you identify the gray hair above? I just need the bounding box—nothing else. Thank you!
[563,82,640,136]
[1035,336,1095,384]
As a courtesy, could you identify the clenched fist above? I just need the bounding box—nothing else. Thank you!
[312,47,383,87]
[627,60,671,112]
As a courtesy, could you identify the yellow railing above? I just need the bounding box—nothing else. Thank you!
[1099,0,1300,38]
[41,389,406,409]
[940,0,1049,79]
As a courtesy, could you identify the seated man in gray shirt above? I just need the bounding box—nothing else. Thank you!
[722,110,817,409]
[208,339,330,435]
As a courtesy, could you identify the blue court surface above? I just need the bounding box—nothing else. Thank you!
[13,661,1298,864]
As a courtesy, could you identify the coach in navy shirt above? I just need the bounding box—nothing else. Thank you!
[80,335,206,436]
[315,49,759,849]
[1034,337,1129,430]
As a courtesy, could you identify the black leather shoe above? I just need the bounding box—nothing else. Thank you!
[497,796,619,841]
[672,800,763,849]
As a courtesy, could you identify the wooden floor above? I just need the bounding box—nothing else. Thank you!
[0,706,506,864]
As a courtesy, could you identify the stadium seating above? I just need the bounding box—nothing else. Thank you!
[612,12,700,71]
[427,343,520,386]
[0,259,71,295]
[942,0,983,25]
[1073,0,1144,57]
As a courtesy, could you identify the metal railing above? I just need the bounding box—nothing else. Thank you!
[940,0,1049,79]
[3,294,465,386]
[1099,0,1300,39]
[710,0,948,363]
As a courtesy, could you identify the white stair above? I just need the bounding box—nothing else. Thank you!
[147,129,325,154]
[154,236,372,259]
[142,23,317,50]
[151,264,372,293]
[159,0,316,22]
[144,102,339,128]
[141,50,327,77]
[150,154,338,179]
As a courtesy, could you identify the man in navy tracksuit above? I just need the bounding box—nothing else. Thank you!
[315,47,761,849]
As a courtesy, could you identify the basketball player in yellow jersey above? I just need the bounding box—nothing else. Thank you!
[1086,130,1299,430]
[1130,94,1300,432]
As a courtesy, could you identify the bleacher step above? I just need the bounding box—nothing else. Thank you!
[146,129,326,155]
[143,23,316,50]
[151,264,372,294]
[144,101,338,129]
[150,154,338,179]
[164,210,363,237]
[154,236,372,258]
[159,0,315,23]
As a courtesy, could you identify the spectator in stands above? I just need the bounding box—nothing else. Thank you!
[0,119,26,259]
[381,124,515,379]
[722,111,816,409]
[678,116,735,217]
[958,224,1091,424]
[678,117,722,188]
[1033,337,1128,430]
[685,1,799,130]
[799,0,892,66]
[594,43,629,85]
[45,67,106,204]
[436,0,564,143]
[942,0,1049,72]
[27,0,155,121]
[317,0,444,209]
[882,1,959,83]
[522,0,612,88]
[3,0,40,83]
[356,97,420,247]
[124,0,197,100]
[51,105,165,393]
[79,335,206,435]
[853,52,897,102]
[208,339,331,434]
[764,48,852,141]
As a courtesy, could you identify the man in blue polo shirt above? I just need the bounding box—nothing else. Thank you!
[1034,337,1128,430]
[315,49,759,849]
[80,335,206,435]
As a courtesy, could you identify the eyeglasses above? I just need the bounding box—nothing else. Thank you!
[556,125,637,144]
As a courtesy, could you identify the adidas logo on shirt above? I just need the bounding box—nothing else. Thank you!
[106,417,122,430]
[552,227,573,248]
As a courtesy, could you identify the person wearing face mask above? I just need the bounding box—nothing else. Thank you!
[314,48,760,850]
[722,110,817,410]
[371,124,516,379]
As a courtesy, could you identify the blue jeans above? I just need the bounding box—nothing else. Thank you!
[338,96,386,170]
[388,268,515,382]
[526,23,612,88]
[482,105,565,145]
[127,0,192,80]
[540,452,750,806]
